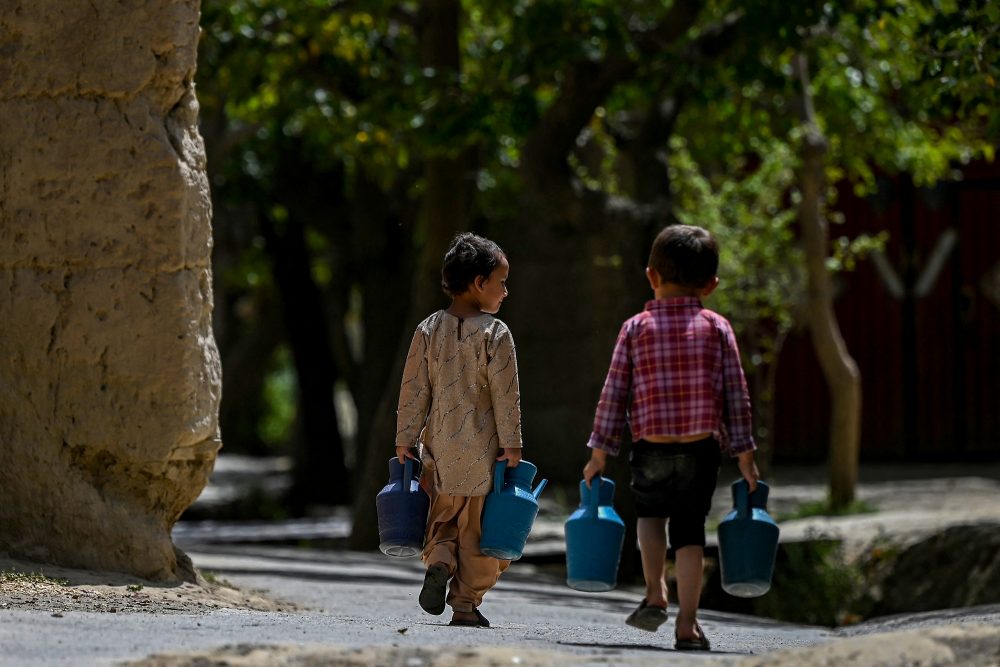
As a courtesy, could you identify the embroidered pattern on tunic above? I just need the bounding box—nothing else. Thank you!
[396,311,523,496]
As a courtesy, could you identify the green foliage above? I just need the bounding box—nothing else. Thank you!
[200,0,996,301]
[259,345,297,447]
[669,0,995,211]
[776,498,877,522]
[201,571,235,586]
[669,136,802,371]
[848,533,905,620]
[753,540,862,626]
[805,5,993,194]
[200,1,417,186]
[872,0,1000,140]
[828,231,888,272]
[198,0,996,469]
[0,570,69,586]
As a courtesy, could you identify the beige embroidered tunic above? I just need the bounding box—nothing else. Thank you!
[395,311,523,496]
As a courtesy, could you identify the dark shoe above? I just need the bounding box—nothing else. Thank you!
[418,564,449,616]
[448,608,490,628]
[674,622,711,651]
[625,599,668,632]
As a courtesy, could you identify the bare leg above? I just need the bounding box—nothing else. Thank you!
[636,517,668,608]
[674,544,704,640]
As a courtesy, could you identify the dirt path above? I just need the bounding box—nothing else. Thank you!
[0,555,299,616]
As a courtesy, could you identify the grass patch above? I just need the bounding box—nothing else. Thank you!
[126,584,143,592]
[777,498,877,522]
[201,570,236,588]
[0,570,70,586]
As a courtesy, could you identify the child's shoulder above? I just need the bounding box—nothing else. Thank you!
[414,310,449,333]
[416,311,514,338]
[625,303,733,335]
[481,314,514,339]
[621,308,654,331]
[696,306,734,328]
[694,308,739,344]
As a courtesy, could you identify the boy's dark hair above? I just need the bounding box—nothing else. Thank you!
[441,232,505,297]
[648,224,719,288]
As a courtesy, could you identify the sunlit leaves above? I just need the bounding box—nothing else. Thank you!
[199,0,996,317]
[668,136,803,358]
[828,231,889,272]
[202,0,423,189]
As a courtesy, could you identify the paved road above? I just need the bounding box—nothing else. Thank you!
[4,544,1000,666]
[4,462,1000,666]
[0,544,834,666]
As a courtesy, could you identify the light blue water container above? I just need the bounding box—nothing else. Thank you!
[564,477,626,592]
[480,460,547,560]
[375,458,430,557]
[717,479,780,597]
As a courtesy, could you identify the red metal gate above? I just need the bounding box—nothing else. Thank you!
[774,161,1000,462]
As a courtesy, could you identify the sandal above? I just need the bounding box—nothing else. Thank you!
[674,622,711,651]
[625,599,668,632]
[418,564,449,616]
[449,608,490,628]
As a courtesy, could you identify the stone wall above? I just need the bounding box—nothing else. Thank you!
[0,0,220,581]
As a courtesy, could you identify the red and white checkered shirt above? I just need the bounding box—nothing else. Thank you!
[588,297,755,457]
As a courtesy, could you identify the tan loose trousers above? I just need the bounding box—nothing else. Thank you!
[422,491,510,612]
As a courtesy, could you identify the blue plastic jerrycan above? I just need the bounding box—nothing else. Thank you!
[564,476,626,592]
[375,457,430,557]
[480,460,547,560]
[717,479,780,597]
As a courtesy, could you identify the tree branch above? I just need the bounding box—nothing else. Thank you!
[521,0,703,187]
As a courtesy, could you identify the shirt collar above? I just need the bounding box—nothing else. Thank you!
[645,296,703,312]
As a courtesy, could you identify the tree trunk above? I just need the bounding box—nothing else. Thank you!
[794,53,862,509]
[348,0,474,549]
[260,211,349,508]
[217,288,283,455]
[344,171,413,474]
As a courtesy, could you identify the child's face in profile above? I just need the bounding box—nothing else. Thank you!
[476,255,509,314]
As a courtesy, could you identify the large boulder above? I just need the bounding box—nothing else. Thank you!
[873,523,1000,616]
[0,0,220,581]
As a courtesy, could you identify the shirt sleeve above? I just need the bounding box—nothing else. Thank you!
[719,321,756,456]
[587,321,633,456]
[395,326,431,449]
[487,324,523,450]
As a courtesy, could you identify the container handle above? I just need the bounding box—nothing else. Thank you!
[493,459,507,495]
[736,479,750,520]
[587,477,603,516]
[403,458,414,492]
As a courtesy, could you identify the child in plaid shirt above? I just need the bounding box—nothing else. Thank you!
[583,224,760,651]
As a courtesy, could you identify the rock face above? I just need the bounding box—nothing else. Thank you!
[873,523,1000,616]
[743,625,1000,667]
[0,1,220,581]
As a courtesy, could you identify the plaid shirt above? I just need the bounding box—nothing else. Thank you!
[588,297,755,457]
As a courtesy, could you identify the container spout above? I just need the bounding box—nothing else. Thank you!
[532,478,548,499]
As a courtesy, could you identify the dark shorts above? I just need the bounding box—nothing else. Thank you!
[628,437,722,549]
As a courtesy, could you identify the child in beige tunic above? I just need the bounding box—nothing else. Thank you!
[395,232,523,628]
